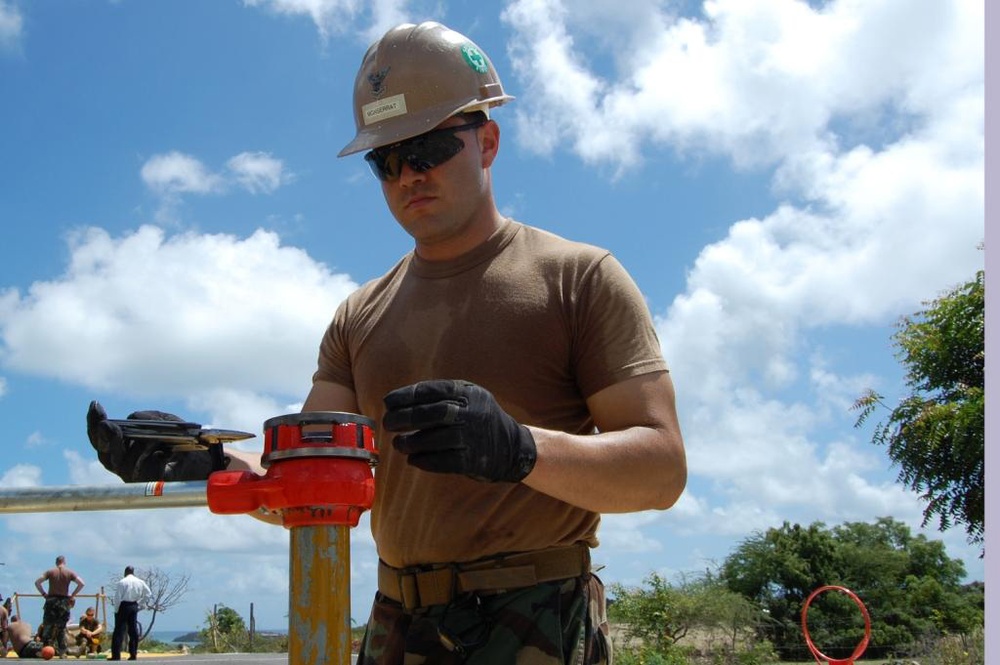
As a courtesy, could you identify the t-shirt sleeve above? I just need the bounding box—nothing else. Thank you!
[572,253,668,398]
[312,298,355,390]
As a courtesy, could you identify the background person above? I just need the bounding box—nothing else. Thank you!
[0,595,9,658]
[110,566,150,661]
[8,616,46,659]
[86,20,687,664]
[34,554,84,658]
[75,606,104,655]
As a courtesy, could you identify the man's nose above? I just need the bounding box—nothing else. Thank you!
[397,161,427,186]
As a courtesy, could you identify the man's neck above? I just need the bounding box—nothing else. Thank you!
[414,209,506,262]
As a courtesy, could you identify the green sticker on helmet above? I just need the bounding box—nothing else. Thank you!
[461,43,489,74]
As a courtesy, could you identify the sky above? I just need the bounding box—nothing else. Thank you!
[0,0,987,635]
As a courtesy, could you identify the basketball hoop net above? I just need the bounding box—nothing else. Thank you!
[801,585,871,665]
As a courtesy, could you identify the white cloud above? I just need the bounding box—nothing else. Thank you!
[140,151,293,224]
[0,463,41,488]
[142,150,294,197]
[0,0,23,51]
[242,0,357,40]
[25,431,47,449]
[504,0,983,172]
[141,151,225,196]
[503,0,983,573]
[0,225,358,432]
[226,151,292,194]
[241,0,414,43]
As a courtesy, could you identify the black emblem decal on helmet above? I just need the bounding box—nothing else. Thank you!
[368,67,390,99]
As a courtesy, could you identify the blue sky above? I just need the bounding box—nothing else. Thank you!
[0,0,985,633]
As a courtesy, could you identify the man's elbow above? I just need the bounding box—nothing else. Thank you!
[651,463,687,510]
[650,436,687,510]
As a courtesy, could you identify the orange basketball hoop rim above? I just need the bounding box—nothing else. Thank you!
[801,585,871,665]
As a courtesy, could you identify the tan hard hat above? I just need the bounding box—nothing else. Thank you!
[338,21,514,157]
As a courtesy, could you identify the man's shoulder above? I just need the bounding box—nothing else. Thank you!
[511,222,610,259]
[343,255,411,304]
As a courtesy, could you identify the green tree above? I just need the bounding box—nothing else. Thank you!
[200,605,247,653]
[720,518,982,660]
[720,522,839,659]
[609,572,692,652]
[195,605,288,654]
[854,270,984,549]
[609,570,767,662]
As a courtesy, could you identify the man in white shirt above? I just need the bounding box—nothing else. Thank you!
[109,566,151,661]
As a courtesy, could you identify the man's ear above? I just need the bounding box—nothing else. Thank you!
[480,119,500,168]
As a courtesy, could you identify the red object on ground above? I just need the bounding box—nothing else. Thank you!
[801,584,871,665]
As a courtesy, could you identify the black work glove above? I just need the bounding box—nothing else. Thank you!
[86,400,228,482]
[382,380,537,483]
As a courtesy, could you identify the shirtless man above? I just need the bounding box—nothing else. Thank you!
[35,555,85,657]
[8,616,46,659]
[0,598,9,658]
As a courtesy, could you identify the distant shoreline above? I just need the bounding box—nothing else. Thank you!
[150,629,288,644]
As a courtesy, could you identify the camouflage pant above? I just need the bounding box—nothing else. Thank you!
[19,639,44,659]
[357,574,612,664]
[41,596,72,655]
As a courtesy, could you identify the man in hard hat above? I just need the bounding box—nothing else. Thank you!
[88,21,686,664]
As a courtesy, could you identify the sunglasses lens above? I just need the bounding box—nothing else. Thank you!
[365,150,402,181]
[364,119,483,181]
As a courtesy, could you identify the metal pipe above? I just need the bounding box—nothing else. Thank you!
[0,481,208,513]
[289,525,352,665]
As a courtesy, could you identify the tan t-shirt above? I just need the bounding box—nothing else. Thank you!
[314,220,668,568]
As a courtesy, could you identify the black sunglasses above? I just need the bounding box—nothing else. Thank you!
[364,117,487,182]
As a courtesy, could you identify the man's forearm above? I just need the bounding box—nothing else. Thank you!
[524,424,686,513]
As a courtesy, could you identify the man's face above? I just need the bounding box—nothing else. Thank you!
[377,116,498,254]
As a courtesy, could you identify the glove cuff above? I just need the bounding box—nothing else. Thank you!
[511,424,537,482]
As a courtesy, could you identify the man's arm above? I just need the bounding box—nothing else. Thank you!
[218,449,265,475]
[522,371,686,513]
[34,575,47,596]
[301,380,361,414]
[72,575,85,596]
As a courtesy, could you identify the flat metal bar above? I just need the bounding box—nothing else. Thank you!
[0,481,208,513]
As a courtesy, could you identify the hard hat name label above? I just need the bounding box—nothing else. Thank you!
[363,94,407,125]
